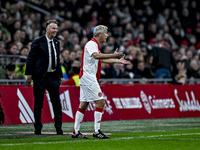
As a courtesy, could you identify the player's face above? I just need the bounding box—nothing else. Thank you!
[100,29,108,43]
[46,23,58,39]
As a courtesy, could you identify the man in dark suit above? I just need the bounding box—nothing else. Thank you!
[25,20,63,135]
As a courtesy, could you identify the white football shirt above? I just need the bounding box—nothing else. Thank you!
[79,40,100,85]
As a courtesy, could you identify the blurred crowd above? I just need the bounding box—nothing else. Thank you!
[0,0,200,85]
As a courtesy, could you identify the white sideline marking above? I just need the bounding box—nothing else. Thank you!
[0,133,200,146]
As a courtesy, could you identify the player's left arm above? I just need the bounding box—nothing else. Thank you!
[101,56,131,64]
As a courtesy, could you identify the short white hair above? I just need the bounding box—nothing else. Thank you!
[93,25,107,37]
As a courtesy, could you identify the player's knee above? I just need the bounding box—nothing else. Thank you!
[101,100,105,107]
[79,102,89,110]
[96,99,105,108]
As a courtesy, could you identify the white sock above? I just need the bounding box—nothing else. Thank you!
[94,107,103,133]
[74,109,85,134]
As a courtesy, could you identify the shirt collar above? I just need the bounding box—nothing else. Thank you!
[46,35,53,43]
[91,37,100,47]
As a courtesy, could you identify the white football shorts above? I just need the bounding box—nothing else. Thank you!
[80,83,103,102]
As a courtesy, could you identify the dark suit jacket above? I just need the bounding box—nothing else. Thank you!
[25,35,63,82]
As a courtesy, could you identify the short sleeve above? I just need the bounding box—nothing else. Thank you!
[86,41,99,56]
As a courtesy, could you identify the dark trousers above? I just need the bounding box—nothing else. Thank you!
[33,72,62,130]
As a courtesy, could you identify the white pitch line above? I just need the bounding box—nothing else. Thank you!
[0,133,200,147]
[146,133,200,137]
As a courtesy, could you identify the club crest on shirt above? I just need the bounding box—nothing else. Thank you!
[98,92,102,97]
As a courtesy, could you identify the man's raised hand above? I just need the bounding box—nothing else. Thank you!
[114,48,124,58]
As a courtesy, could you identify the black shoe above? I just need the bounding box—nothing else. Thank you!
[93,130,110,139]
[56,129,63,135]
[72,131,89,139]
[34,129,41,135]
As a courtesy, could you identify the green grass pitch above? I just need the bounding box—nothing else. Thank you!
[0,118,200,150]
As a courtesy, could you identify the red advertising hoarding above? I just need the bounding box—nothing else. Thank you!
[0,84,200,125]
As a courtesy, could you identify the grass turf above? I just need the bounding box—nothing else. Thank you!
[0,118,200,150]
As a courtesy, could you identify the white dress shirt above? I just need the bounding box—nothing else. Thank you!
[46,35,57,72]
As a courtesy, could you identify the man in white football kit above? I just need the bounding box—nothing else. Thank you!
[72,25,131,139]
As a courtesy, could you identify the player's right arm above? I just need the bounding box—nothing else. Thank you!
[92,52,124,59]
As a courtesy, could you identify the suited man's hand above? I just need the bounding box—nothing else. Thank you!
[25,76,32,86]
[60,78,63,85]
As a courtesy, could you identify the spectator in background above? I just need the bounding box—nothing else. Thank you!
[10,20,21,35]
[152,40,178,79]
[106,36,118,52]
[79,36,88,49]
[57,35,65,51]
[133,53,144,68]
[75,49,82,61]
[124,23,135,39]
[74,44,81,52]
[176,60,187,76]
[20,29,30,45]
[59,54,69,81]
[108,15,119,35]
[27,41,32,51]
[145,23,157,43]
[100,62,109,81]
[15,46,29,79]
[188,35,197,48]
[140,41,148,57]
[137,32,146,43]
[171,74,186,85]
[123,60,135,79]
[65,51,76,75]
[15,41,23,53]
[163,32,178,50]
[172,27,184,46]
[173,51,183,63]
[187,59,200,79]
[62,59,80,86]
[5,43,19,65]
[72,22,85,40]
[126,46,138,61]
[195,24,200,42]
[0,30,3,42]
[0,41,6,65]
[67,59,80,78]
[106,63,124,83]
[62,49,70,73]
[147,38,156,54]
[134,61,153,79]
[61,30,70,43]
[0,64,18,85]
[133,23,145,40]
[180,8,193,30]
[10,29,21,44]
[115,6,132,26]
[67,33,79,50]
[102,45,113,54]
[118,37,130,54]
[186,50,193,61]
[179,47,187,59]
[184,28,193,42]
